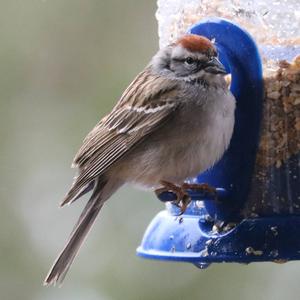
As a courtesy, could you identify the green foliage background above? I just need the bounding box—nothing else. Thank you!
[0,1,299,299]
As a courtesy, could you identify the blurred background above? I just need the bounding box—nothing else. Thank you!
[1,1,300,299]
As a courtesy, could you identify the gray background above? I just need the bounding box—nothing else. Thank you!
[0,1,299,299]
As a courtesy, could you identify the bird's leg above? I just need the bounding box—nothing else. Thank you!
[155,180,191,214]
[181,183,217,199]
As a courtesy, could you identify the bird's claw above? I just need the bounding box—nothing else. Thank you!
[155,180,191,214]
[181,183,218,200]
[155,181,218,214]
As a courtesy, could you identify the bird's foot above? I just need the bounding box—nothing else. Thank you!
[181,183,218,200]
[155,180,191,214]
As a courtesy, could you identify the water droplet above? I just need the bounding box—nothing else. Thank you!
[270,249,279,257]
[169,235,174,240]
[179,217,183,224]
[194,262,211,269]
[186,242,191,249]
[170,246,176,253]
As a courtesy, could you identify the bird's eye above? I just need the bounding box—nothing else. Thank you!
[185,57,195,65]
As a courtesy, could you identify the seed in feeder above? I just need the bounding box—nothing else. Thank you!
[253,249,263,256]
[267,91,280,99]
[199,247,209,257]
[245,55,300,216]
[245,247,253,255]
[273,259,288,264]
[204,215,214,222]
[245,247,263,256]
[254,55,300,170]
[275,160,282,168]
[222,222,237,232]
[270,249,279,257]
[294,97,300,105]
[279,60,291,69]
[270,226,278,236]
[295,118,300,130]
[205,239,213,246]
[212,224,219,233]
[186,243,192,249]
[196,200,204,209]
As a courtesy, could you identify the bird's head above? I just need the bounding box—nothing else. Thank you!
[152,34,226,82]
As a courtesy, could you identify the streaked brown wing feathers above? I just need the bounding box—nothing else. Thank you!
[73,68,178,166]
[63,69,178,205]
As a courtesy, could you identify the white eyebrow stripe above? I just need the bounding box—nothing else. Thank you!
[124,103,175,114]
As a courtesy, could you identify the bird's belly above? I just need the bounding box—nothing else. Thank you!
[152,126,227,184]
[117,110,233,189]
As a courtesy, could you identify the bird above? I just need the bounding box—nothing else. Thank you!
[44,34,236,286]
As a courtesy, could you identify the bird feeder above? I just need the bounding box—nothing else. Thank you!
[137,0,300,267]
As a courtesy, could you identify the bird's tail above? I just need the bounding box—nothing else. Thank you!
[44,178,121,286]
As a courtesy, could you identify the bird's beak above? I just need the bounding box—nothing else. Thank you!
[204,57,227,74]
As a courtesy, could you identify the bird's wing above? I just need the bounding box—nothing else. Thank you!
[61,68,179,206]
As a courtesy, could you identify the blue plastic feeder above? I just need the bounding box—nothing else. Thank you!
[137,18,300,266]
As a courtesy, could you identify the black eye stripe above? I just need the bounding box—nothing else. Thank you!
[172,58,186,62]
[172,57,212,65]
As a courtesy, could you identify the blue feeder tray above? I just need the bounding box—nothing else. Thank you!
[137,208,300,267]
[137,18,300,266]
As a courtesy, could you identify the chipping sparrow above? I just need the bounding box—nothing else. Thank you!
[44,34,236,285]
